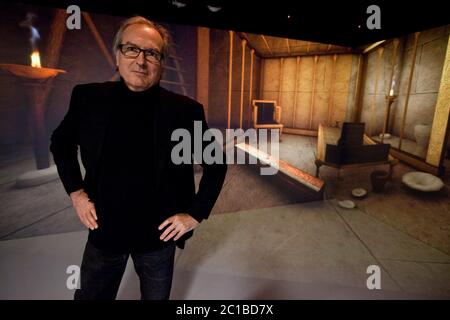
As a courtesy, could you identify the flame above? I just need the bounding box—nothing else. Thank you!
[31,50,41,68]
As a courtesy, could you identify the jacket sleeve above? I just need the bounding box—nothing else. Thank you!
[49,85,84,196]
[189,103,227,223]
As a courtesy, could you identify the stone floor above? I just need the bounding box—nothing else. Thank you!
[0,135,449,299]
[1,200,449,299]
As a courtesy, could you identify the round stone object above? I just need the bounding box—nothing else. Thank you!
[352,188,367,198]
[402,171,444,192]
[338,200,356,209]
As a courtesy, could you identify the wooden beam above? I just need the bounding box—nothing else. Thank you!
[239,39,246,129]
[352,54,365,122]
[389,147,439,175]
[427,32,450,167]
[363,40,386,54]
[196,27,209,118]
[399,33,420,150]
[82,12,115,69]
[44,9,66,69]
[283,127,318,137]
[227,31,234,129]
[369,48,384,135]
[240,32,250,43]
[327,54,337,125]
[260,49,355,58]
[286,38,291,56]
[292,56,300,128]
[309,55,318,129]
[235,142,325,192]
[278,58,284,104]
[248,49,254,128]
[261,35,273,56]
[237,32,259,56]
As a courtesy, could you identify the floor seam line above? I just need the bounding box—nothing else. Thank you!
[328,201,405,292]
[358,204,450,258]
[378,257,450,265]
[0,205,73,240]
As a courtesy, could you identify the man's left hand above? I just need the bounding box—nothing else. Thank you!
[158,213,200,242]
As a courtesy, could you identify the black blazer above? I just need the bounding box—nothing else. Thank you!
[50,81,227,245]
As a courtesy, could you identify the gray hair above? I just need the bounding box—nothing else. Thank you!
[112,16,171,61]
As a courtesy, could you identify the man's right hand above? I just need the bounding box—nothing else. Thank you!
[70,189,98,230]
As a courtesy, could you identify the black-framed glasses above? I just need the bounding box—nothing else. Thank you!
[118,43,163,63]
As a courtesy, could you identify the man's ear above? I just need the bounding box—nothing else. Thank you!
[115,51,120,70]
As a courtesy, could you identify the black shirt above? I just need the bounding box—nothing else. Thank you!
[88,79,166,253]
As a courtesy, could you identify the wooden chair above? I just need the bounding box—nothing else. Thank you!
[252,100,283,140]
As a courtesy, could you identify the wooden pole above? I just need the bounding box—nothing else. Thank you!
[239,39,246,129]
[44,10,67,69]
[227,31,234,129]
[427,33,450,167]
[352,54,365,122]
[82,12,115,69]
[327,54,337,125]
[399,32,420,150]
[292,56,300,127]
[248,49,254,128]
[309,55,318,129]
[261,35,273,56]
[196,27,210,118]
[370,48,384,136]
[278,58,284,104]
[286,39,291,56]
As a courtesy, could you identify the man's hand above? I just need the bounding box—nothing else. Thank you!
[158,213,200,242]
[70,189,98,230]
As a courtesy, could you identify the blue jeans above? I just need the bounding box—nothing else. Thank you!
[74,241,176,300]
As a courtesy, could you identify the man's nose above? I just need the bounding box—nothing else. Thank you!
[136,51,146,66]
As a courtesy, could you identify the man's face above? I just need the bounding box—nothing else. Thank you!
[116,24,164,92]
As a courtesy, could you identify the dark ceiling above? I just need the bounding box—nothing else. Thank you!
[14,0,450,47]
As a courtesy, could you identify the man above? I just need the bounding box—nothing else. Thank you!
[50,16,227,300]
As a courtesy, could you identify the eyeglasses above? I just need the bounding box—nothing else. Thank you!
[118,44,163,63]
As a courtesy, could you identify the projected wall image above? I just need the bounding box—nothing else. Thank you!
[0,2,449,300]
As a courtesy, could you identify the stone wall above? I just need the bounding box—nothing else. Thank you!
[260,54,354,130]
[360,25,450,141]
[208,29,261,129]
